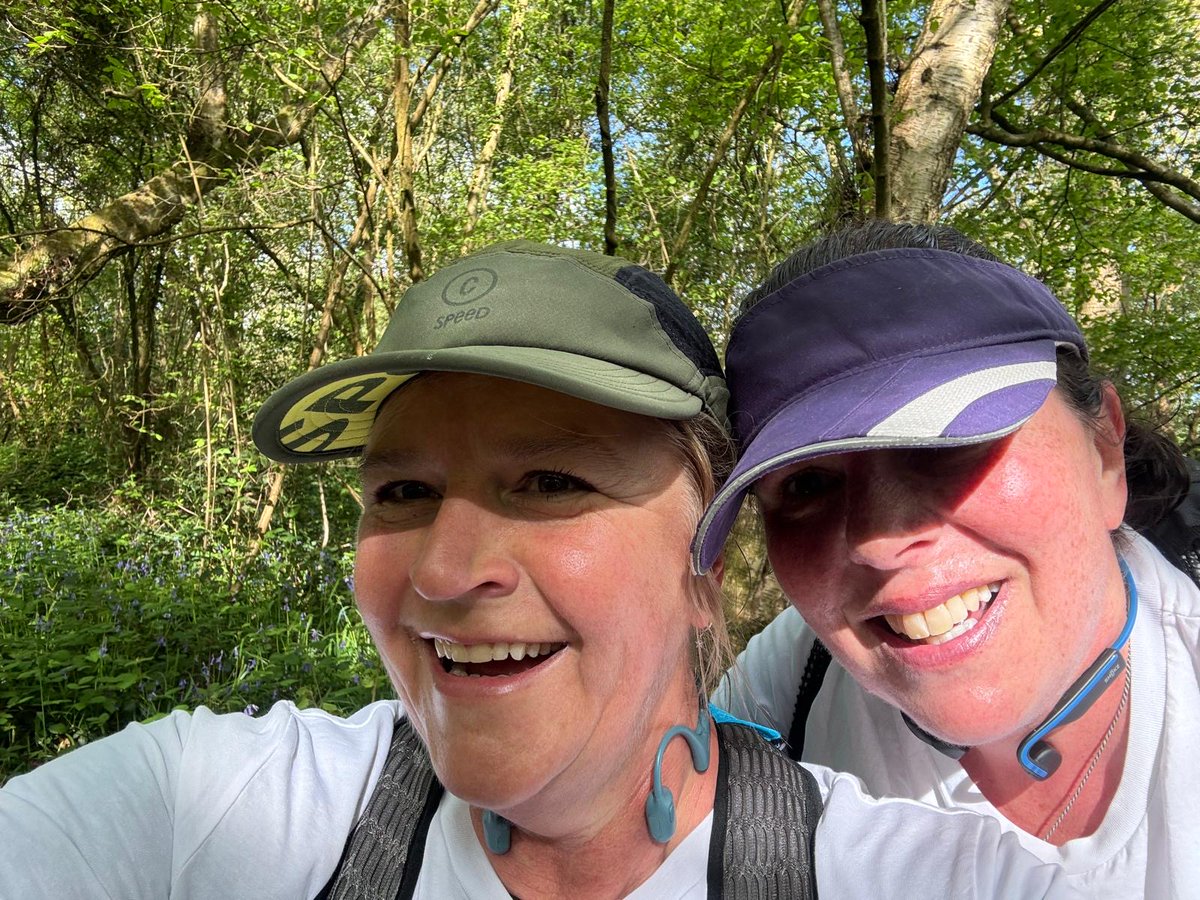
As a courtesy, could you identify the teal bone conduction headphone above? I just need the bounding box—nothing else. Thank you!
[907,556,1137,780]
[481,698,712,853]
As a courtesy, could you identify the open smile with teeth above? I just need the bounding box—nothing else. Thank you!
[432,638,567,678]
[882,583,1000,646]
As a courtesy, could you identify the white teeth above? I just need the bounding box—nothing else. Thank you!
[944,594,967,622]
[467,643,493,663]
[925,615,978,645]
[886,583,999,642]
[900,612,930,640]
[432,638,561,666]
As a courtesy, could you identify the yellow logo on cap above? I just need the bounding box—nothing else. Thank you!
[278,373,412,454]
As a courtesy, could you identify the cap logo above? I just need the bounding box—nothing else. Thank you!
[276,373,411,455]
[442,268,497,306]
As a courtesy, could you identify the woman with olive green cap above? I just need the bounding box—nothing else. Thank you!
[0,240,1074,899]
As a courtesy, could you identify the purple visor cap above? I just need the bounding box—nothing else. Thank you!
[691,248,1086,574]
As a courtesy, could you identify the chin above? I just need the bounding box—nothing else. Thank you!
[432,748,552,812]
[904,701,1032,749]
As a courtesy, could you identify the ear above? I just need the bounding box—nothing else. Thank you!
[688,555,725,631]
[1093,383,1128,530]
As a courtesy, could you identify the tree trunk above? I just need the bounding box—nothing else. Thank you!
[860,0,891,219]
[463,0,528,245]
[595,0,619,254]
[889,0,1011,222]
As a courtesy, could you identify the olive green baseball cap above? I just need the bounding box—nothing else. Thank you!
[252,240,729,463]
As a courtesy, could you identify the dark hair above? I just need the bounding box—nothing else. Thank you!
[744,219,1190,529]
[1054,348,1190,529]
[740,220,1001,316]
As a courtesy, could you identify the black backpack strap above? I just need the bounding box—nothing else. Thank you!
[786,639,832,761]
[1142,457,1200,589]
[708,721,822,900]
[317,717,444,900]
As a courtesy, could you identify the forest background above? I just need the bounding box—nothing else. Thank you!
[2,0,1199,778]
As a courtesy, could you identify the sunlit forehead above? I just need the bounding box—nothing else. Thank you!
[361,373,675,482]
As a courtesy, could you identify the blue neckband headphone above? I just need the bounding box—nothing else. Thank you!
[906,556,1137,780]
[1016,556,1137,779]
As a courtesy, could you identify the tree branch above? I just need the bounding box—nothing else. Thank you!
[409,0,499,127]
[859,0,890,219]
[664,0,808,285]
[967,110,1200,223]
[815,0,871,172]
[595,0,619,254]
[991,0,1120,107]
[463,0,527,244]
[0,0,390,324]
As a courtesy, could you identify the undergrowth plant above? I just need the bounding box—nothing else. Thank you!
[0,496,385,780]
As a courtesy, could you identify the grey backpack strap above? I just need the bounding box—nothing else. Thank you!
[709,722,822,899]
[318,718,444,900]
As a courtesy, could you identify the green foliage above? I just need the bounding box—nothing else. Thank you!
[0,499,385,780]
[2,0,1200,786]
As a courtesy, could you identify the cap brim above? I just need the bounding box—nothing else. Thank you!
[691,342,1060,573]
[253,345,703,463]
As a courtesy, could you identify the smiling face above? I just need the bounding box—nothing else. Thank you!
[756,389,1129,746]
[354,373,709,824]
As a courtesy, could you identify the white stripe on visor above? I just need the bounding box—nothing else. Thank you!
[867,361,1057,438]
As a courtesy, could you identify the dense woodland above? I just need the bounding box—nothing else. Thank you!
[2,0,1199,775]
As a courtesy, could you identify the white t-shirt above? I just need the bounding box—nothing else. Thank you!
[0,699,1076,898]
[715,531,1200,898]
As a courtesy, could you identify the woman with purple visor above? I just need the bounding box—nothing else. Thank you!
[701,221,1199,897]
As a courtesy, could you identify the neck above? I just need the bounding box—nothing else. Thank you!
[961,645,1132,844]
[475,711,719,899]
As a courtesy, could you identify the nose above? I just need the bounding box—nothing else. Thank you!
[408,496,520,602]
[843,459,944,570]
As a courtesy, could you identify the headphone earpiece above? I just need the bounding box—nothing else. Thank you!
[644,786,677,844]
[644,699,712,844]
[482,809,512,854]
[1026,740,1062,779]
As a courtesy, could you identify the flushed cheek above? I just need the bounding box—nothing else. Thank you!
[554,544,595,580]
[992,458,1035,506]
[767,529,844,623]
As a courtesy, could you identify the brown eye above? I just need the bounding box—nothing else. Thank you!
[782,468,841,503]
[376,481,437,503]
[530,471,592,494]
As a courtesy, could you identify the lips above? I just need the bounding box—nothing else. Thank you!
[880,583,1000,646]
